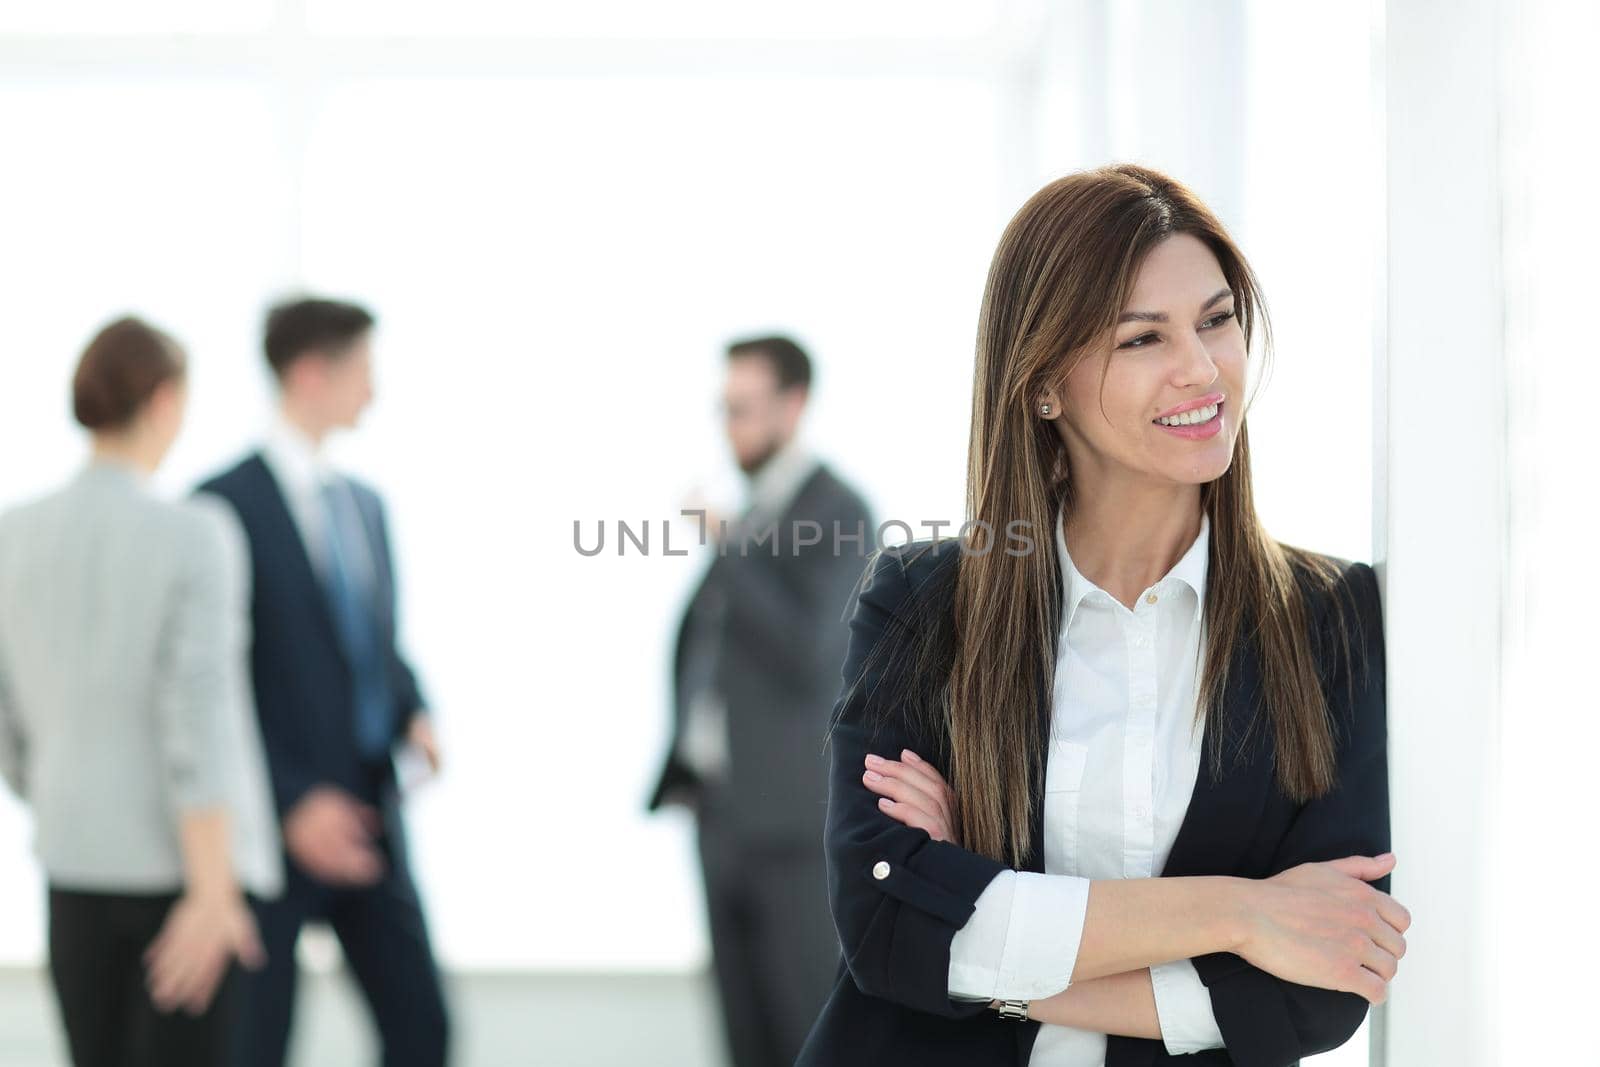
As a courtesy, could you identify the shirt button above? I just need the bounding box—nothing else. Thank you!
[872,861,891,880]
[1145,593,1158,604]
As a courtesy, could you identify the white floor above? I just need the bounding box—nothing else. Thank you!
[0,966,728,1067]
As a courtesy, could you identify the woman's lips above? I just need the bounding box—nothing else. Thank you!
[1153,400,1224,439]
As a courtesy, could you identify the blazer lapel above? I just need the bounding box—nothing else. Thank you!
[245,453,349,667]
[1159,618,1275,879]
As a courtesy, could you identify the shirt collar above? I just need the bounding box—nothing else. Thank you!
[264,411,334,498]
[745,434,820,520]
[1055,502,1209,632]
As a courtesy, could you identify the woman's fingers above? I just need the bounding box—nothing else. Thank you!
[183,952,226,1014]
[862,769,946,824]
[863,765,950,828]
[1366,910,1407,963]
[898,749,950,790]
[148,943,193,1010]
[1374,891,1412,935]
[864,753,954,822]
[1359,938,1399,983]
[1346,964,1389,1005]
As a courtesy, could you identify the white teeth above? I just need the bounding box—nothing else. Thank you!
[1156,402,1219,427]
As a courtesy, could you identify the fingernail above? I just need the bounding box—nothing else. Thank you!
[878,798,893,808]
[864,754,883,766]
[864,770,882,783]
[1378,852,1395,860]
[902,749,920,763]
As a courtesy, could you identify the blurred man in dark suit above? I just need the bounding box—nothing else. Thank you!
[198,297,449,1067]
[648,335,875,1067]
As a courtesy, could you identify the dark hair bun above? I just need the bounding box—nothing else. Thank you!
[71,316,186,431]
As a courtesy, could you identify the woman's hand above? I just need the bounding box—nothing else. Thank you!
[143,890,267,1015]
[1235,853,1411,1004]
[861,749,961,846]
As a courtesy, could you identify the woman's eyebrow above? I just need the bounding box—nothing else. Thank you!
[1117,286,1234,324]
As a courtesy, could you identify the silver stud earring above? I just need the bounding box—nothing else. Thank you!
[1040,403,1052,416]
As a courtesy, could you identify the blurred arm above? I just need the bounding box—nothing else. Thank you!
[0,618,23,798]
[370,492,430,732]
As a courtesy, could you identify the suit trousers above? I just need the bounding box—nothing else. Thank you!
[694,780,840,1067]
[48,885,242,1067]
[230,804,449,1067]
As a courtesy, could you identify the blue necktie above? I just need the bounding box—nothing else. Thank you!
[319,479,395,761]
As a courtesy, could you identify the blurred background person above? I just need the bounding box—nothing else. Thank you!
[0,316,281,1067]
[647,335,876,1067]
[196,298,449,1067]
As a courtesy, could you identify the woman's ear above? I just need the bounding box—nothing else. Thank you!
[144,376,186,439]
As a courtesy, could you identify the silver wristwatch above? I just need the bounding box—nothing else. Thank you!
[995,998,1030,1022]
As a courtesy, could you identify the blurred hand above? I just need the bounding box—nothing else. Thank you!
[143,891,265,1015]
[861,749,960,846]
[1236,854,1411,1004]
[407,714,442,776]
[283,786,385,886]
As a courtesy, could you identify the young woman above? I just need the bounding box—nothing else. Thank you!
[795,164,1407,1067]
[0,316,281,1067]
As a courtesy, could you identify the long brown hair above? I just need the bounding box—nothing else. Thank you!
[843,163,1367,867]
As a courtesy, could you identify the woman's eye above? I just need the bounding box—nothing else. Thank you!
[1119,309,1236,349]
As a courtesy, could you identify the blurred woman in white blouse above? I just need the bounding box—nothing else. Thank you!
[0,316,281,1067]
[796,164,1407,1067]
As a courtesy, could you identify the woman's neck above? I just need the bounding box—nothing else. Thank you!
[1061,487,1205,610]
[90,433,161,476]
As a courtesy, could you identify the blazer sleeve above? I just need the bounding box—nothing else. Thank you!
[0,601,23,798]
[1188,560,1391,1067]
[149,502,246,815]
[823,545,1012,1019]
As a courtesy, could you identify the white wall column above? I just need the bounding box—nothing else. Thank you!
[1378,1,1506,1063]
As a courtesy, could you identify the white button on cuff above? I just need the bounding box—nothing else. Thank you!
[872,861,891,880]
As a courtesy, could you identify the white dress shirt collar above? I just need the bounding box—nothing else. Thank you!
[264,411,335,497]
[744,433,820,521]
[1055,503,1210,632]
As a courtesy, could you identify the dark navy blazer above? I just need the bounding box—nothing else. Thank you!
[796,534,1390,1067]
[197,454,427,820]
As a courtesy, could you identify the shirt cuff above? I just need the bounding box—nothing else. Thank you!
[947,869,1091,1001]
[1151,957,1226,1054]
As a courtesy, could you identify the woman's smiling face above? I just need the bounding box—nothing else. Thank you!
[1052,232,1246,488]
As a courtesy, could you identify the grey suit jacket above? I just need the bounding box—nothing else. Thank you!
[648,462,876,844]
[0,459,282,896]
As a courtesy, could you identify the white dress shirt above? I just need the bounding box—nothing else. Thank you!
[261,414,375,594]
[947,504,1225,1061]
[675,435,821,780]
